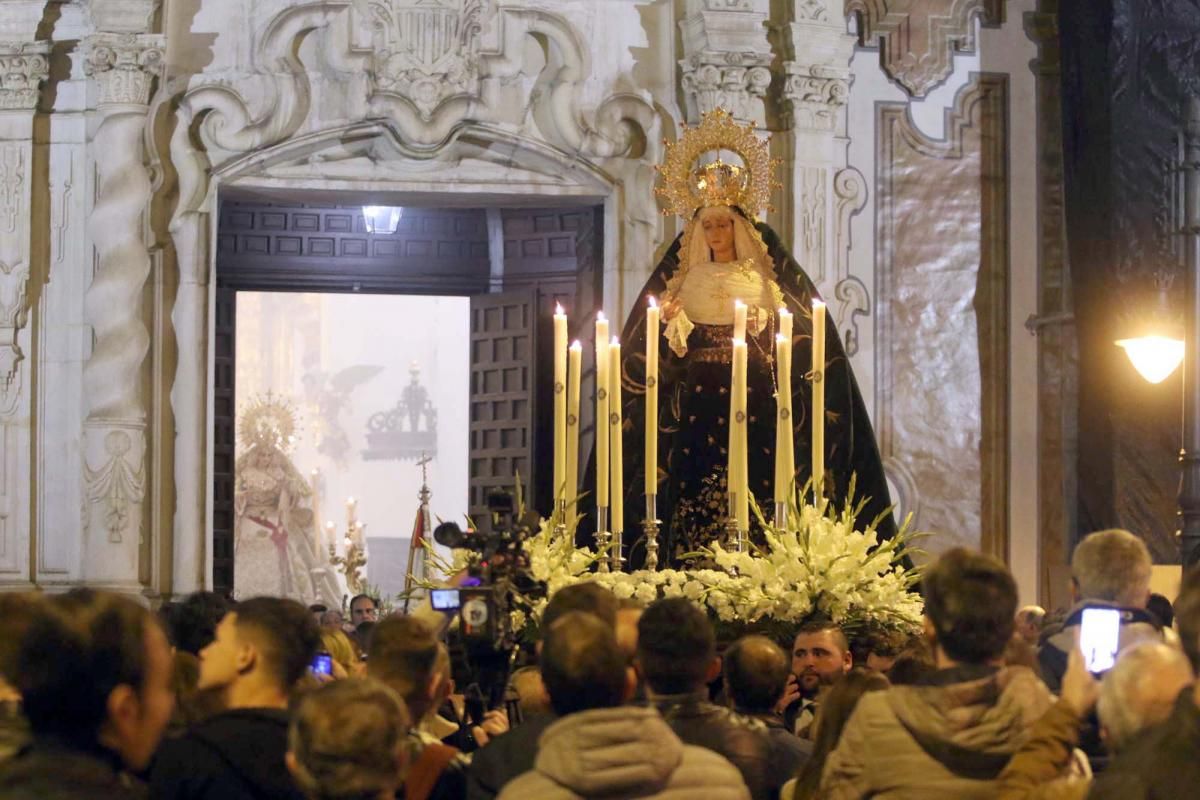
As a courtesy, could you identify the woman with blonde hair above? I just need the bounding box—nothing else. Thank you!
[320,627,360,678]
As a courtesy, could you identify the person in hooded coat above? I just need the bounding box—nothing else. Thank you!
[498,611,748,800]
[819,549,1053,799]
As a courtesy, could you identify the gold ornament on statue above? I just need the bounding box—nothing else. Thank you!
[655,108,779,220]
[239,391,301,453]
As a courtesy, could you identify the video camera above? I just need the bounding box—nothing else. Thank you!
[431,490,547,726]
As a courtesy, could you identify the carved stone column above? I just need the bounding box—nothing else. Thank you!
[780,1,866,353]
[0,39,48,585]
[678,0,773,126]
[81,31,163,587]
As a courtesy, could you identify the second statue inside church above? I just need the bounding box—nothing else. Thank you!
[615,110,896,567]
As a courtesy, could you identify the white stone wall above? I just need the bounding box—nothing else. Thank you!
[1,0,1046,603]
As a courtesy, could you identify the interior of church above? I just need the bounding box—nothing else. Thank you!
[1,0,1197,618]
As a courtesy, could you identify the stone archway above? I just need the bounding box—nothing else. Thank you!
[161,0,667,592]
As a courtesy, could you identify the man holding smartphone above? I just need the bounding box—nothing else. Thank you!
[777,620,852,738]
[150,597,319,800]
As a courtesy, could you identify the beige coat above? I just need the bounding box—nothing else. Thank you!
[819,665,1055,799]
[498,706,750,800]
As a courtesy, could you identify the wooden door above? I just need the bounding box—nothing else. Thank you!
[468,290,543,523]
[212,287,237,596]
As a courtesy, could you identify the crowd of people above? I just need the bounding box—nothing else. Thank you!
[0,528,1198,799]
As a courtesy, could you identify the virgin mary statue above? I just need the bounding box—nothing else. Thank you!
[616,109,895,567]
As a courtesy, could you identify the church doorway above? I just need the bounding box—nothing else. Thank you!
[212,190,604,602]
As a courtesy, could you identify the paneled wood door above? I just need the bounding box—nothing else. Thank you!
[212,287,237,596]
[468,290,544,524]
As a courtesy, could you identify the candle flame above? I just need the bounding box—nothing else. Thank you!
[813,299,826,310]
[649,296,658,309]
[776,333,787,343]
[555,303,564,315]
[597,311,607,322]
[571,340,583,350]
[326,521,334,529]
[732,337,745,346]
[348,496,355,504]
[611,336,620,346]
[734,299,746,308]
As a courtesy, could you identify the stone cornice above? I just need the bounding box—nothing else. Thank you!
[83,32,164,107]
[0,41,49,111]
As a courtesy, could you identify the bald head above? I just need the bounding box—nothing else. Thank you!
[1098,642,1194,752]
[724,635,790,714]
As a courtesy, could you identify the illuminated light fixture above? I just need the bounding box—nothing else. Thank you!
[362,205,403,234]
[1115,335,1185,384]
[1115,281,1184,384]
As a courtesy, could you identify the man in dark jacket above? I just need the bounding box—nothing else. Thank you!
[723,635,810,794]
[1038,529,1159,693]
[0,589,176,800]
[637,598,773,800]
[1087,565,1200,798]
[149,596,319,800]
[466,582,620,800]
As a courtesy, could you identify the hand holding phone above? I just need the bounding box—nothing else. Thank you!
[311,652,334,677]
[1079,607,1121,673]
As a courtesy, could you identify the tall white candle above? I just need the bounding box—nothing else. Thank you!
[347,496,357,526]
[774,333,795,505]
[811,299,826,500]
[645,297,660,497]
[610,337,623,536]
[553,304,568,505]
[566,341,583,511]
[730,338,749,531]
[595,313,611,511]
[779,307,793,344]
[733,299,747,342]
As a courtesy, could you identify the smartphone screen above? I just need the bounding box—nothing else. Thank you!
[1079,607,1121,673]
[311,652,333,677]
[431,588,461,611]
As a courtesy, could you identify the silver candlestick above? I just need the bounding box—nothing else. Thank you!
[611,525,624,572]
[774,501,788,529]
[554,498,568,539]
[725,492,745,576]
[595,506,611,573]
[642,494,660,571]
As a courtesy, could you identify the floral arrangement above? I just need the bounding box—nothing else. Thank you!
[418,489,924,643]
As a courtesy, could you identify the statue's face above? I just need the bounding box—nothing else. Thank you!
[701,211,736,257]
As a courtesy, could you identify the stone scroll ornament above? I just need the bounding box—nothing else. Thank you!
[846,0,1005,98]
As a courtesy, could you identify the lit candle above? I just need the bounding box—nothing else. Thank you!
[347,496,357,525]
[733,299,747,342]
[779,307,793,344]
[730,338,749,531]
[812,299,826,500]
[325,521,335,549]
[553,304,568,506]
[645,297,660,497]
[774,333,795,505]
[610,336,623,536]
[595,313,611,512]
[566,341,582,512]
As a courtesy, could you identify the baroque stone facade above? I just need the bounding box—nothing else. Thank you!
[0,0,1049,602]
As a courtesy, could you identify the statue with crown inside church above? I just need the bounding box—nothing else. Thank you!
[614,109,896,567]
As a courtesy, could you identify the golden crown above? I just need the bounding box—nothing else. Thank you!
[239,391,301,452]
[656,108,778,220]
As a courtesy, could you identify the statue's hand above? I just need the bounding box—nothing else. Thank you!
[660,296,682,321]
